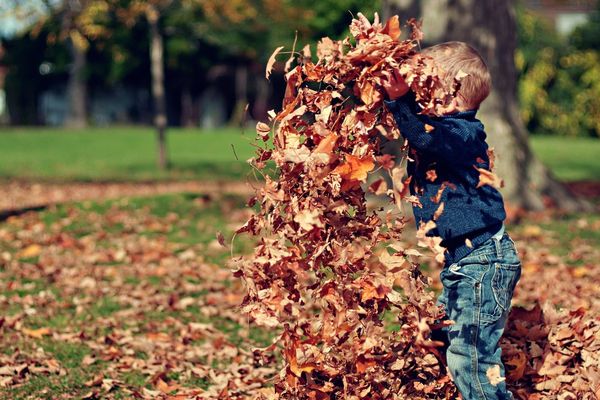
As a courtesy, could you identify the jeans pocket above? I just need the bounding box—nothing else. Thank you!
[491,262,521,313]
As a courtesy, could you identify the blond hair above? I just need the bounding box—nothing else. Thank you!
[421,41,492,110]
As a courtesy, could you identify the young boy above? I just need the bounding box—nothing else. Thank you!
[383,41,522,400]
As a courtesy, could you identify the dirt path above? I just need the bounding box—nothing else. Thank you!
[0,180,256,214]
[2,179,597,215]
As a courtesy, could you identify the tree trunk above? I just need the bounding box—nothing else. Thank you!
[252,63,270,122]
[382,0,588,212]
[381,0,420,23]
[180,88,197,127]
[147,5,168,169]
[230,64,248,126]
[64,37,87,128]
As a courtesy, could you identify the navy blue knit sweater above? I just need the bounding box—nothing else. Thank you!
[384,93,506,264]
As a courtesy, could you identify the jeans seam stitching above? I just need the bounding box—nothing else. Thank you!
[472,280,488,400]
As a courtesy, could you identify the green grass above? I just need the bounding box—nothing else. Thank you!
[529,135,600,182]
[1,189,598,398]
[0,192,271,399]
[0,127,597,182]
[0,127,257,182]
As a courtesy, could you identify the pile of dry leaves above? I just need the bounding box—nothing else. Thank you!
[232,13,600,400]
[232,14,460,399]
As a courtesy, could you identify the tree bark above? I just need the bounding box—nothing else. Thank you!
[252,62,270,122]
[181,88,198,127]
[230,63,248,126]
[65,40,87,128]
[381,0,588,212]
[147,5,168,169]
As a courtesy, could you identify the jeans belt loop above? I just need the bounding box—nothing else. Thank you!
[493,235,502,258]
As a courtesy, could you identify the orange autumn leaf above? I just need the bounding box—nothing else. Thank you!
[22,327,52,339]
[382,15,401,40]
[359,80,382,106]
[290,361,318,377]
[360,280,391,302]
[332,154,374,182]
[425,169,437,182]
[356,355,377,373]
[474,167,504,189]
[155,378,180,393]
[314,132,338,156]
[17,244,42,259]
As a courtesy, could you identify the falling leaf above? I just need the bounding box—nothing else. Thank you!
[216,231,226,247]
[332,154,375,182]
[356,355,377,373]
[265,46,285,80]
[486,365,506,386]
[313,132,338,157]
[368,179,388,195]
[382,15,401,40]
[425,169,437,182]
[294,209,324,231]
[433,202,444,221]
[256,122,271,140]
[475,167,504,189]
[376,154,395,170]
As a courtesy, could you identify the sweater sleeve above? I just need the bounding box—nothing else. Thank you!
[384,93,485,163]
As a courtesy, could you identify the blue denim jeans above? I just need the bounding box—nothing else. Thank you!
[437,232,521,400]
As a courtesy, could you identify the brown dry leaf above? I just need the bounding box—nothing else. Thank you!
[433,202,445,221]
[475,167,504,190]
[216,231,226,247]
[265,46,285,80]
[505,351,527,381]
[368,179,388,196]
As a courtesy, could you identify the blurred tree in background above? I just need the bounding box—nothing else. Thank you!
[1,0,597,143]
[517,3,600,137]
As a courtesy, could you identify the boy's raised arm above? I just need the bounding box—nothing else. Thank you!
[384,93,483,163]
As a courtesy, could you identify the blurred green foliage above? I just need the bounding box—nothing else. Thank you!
[517,4,600,137]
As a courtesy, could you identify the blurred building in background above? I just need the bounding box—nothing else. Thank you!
[524,0,596,34]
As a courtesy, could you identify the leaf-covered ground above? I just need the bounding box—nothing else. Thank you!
[0,192,598,399]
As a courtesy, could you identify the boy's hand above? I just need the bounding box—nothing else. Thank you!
[381,69,410,100]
